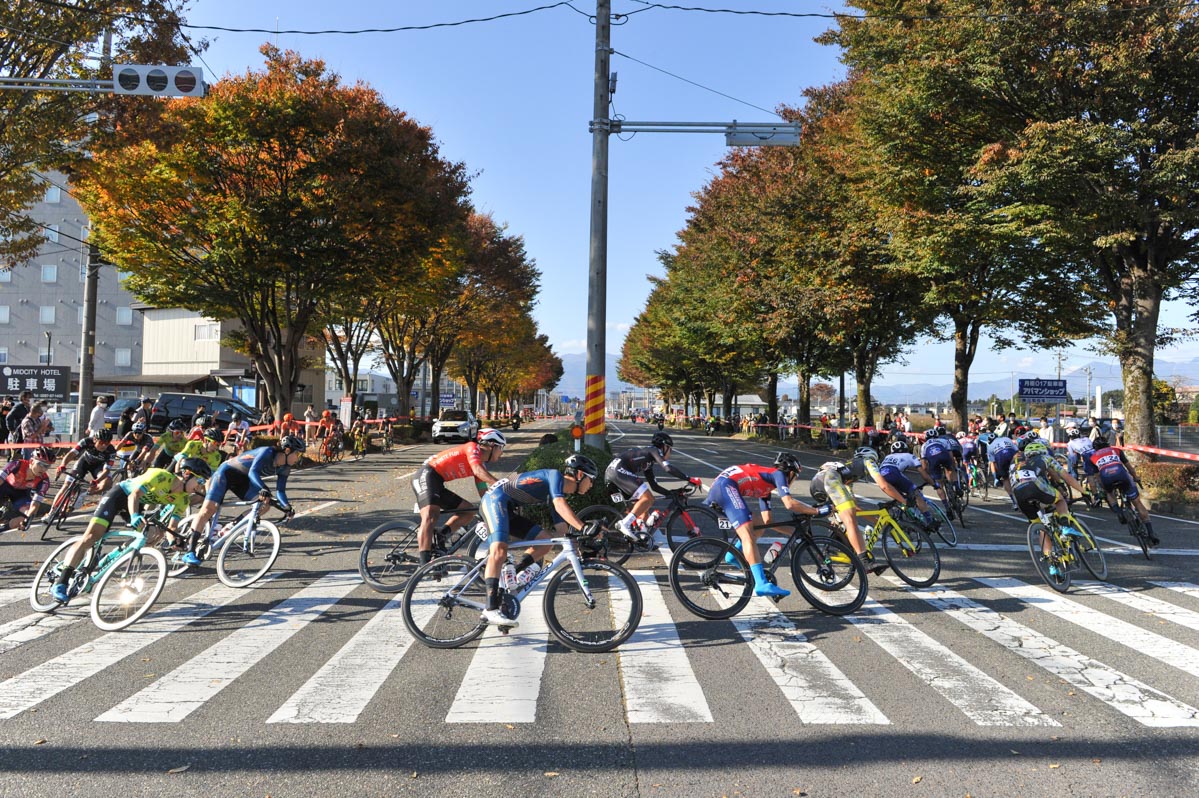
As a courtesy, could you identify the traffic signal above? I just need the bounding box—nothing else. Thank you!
[112,65,205,98]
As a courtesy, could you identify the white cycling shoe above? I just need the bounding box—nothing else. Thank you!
[480,609,519,629]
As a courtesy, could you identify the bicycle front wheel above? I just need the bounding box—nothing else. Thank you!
[401,556,487,648]
[216,521,281,587]
[668,536,751,620]
[90,546,167,631]
[956,469,971,510]
[358,520,420,592]
[881,519,940,588]
[31,536,85,611]
[1071,517,1107,581]
[575,505,633,565]
[927,501,958,547]
[1128,512,1152,560]
[543,559,642,653]
[1027,522,1070,592]
[665,505,730,556]
[790,527,868,616]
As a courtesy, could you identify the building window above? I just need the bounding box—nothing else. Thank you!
[0,306,8,324]
[0,270,11,283]
[116,306,133,325]
[41,264,56,283]
[356,379,368,392]
[77,305,84,324]
[39,306,55,324]
[194,321,220,341]
[44,185,61,204]
[114,348,132,367]
[334,379,343,391]
[38,350,53,365]
[45,225,59,244]
[0,348,8,364]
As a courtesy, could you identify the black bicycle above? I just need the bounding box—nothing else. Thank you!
[576,482,729,565]
[668,511,868,618]
[1112,488,1152,560]
[358,506,486,593]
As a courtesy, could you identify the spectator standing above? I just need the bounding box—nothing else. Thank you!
[86,395,109,436]
[7,390,33,462]
[1087,415,1102,443]
[0,398,12,446]
[131,396,154,427]
[1112,418,1125,446]
[304,404,317,444]
[191,403,207,429]
[115,405,135,436]
[20,402,51,458]
[902,414,913,434]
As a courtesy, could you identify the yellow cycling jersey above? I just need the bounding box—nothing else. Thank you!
[118,468,190,519]
[174,439,225,471]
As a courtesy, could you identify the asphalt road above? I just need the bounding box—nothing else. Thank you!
[2,421,1199,798]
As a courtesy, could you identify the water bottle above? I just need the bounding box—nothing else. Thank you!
[762,541,785,565]
[645,510,662,531]
[501,560,517,591]
[515,562,542,588]
[860,524,875,545]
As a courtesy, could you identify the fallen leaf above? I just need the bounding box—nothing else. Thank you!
[504,724,515,730]
[410,772,418,779]
[1026,675,1035,681]
[389,734,400,738]
[1049,764,1061,769]
[1093,758,1102,764]
[167,765,190,774]
[912,776,922,784]
[545,772,559,777]
[792,791,807,796]
[33,739,46,745]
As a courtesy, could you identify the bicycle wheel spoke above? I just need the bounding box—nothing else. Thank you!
[789,532,867,615]
[668,537,751,619]
[544,560,641,653]
[882,522,940,588]
[91,548,167,631]
[359,522,420,592]
[217,523,281,587]
[1027,522,1070,592]
[1071,517,1107,581]
[665,505,727,554]
[402,557,486,648]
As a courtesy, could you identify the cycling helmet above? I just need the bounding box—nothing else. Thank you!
[139,395,152,403]
[279,434,306,453]
[855,447,879,461]
[773,451,802,477]
[31,446,57,465]
[283,412,294,422]
[924,427,940,439]
[203,427,222,442]
[1016,430,1041,451]
[890,440,910,454]
[934,425,948,437]
[1012,425,1028,437]
[651,431,674,452]
[477,428,507,447]
[195,415,211,428]
[564,453,598,480]
[1092,435,1109,448]
[178,457,212,481]
[96,429,113,443]
[167,418,186,431]
[1023,442,1049,457]
[956,431,967,439]
[231,412,242,422]
[1066,425,1081,439]
[132,420,147,433]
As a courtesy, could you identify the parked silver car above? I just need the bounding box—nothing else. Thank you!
[432,409,479,443]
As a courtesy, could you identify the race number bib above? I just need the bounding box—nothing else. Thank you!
[1014,469,1038,483]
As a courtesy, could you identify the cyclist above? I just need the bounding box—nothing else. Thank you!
[113,421,154,478]
[412,427,507,568]
[810,447,911,574]
[605,431,702,542]
[182,435,305,565]
[51,430,117,512]
[1064,424,1100,498]
[1010,440,1088,575]
[143,419,189,471]
[187,414,211,441]
[48,458,212,603]
[707,452,833,600]
[478,452,596,628]
[987,431,1020,510]
[1088,435,1157,546]
[224,412,252,452]
[0,446,56,529]
[877,440,939,526]
[919,427,958,511]
[173,427,226,474]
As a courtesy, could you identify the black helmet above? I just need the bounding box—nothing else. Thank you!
[1066,424,1081,439]
[31,445,57,465]
[167,418,186,431]
[773,451,802,477]
[564,453,598,480]
[96,429,113,443]
[651,431,673,452]
[203,427,222,442]
[279,434,306,453]
[1092,435,1109,448]
[178,457,212,481]
[890,440,910,454]
[1016,430,1041,451]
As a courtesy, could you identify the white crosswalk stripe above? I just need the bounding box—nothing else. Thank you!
[1073,581,1199,633]
[0,604,87,654]
[0,586,29,607]
[97,572,358,723]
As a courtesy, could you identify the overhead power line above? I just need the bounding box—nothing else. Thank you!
[628,0,1199,21]
[611,49,779,117]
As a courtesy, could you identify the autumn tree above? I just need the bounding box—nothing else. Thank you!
[77,46,468,418]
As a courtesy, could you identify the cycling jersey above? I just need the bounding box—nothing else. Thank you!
[425,442,485,481]
[880,452,921,472]
[810,461,865,512]
[1067,437,1097,476]
[1009,452,1065,519]
[921,438,955,470]
[0,459,50,506]
[174,439,225,471]
[606,446,687,498]
[959,438,977,460]
[878,453,922,500]
[480,469,565,544]
[708,464,790,528]
[946,437,963,461]
[152,432,189,457]
[119,468,191,519]
[1089,446,1138,500]
[205,446,291,508]
[115,431,152,456]
[67,437,115,472]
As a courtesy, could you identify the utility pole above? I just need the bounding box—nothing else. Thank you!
[583,0,612,449]
[1083,365,1093,416]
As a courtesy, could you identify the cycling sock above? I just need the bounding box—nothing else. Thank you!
[515,553,535,573]
[418,551,432,566]
[621,512,638,528]
[750,562,767,584]
[485,577,500,611]
[54,565,74,587]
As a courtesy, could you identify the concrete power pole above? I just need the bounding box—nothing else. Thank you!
[583,0,612,449]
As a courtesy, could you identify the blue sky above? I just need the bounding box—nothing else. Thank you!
[181,0,1198,388]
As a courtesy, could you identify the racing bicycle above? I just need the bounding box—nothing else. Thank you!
[358,506,486,593]
[1027,502,1106,592]
[575,482,727,565]
[162,498,286,587]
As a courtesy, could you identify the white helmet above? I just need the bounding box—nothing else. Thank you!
[820,460,843,471]
[956,431,967,439]
[477,428,507,447]
[854,447,878,461]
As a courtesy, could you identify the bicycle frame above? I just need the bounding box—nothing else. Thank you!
[79,528,150,592]
[852,503,919,551]
[434,536,591,612]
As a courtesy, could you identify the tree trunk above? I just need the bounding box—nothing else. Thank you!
[797,369,811,424]
[765,372,778,437]
[950,316,981,433]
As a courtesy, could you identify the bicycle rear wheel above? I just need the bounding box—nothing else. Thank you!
[40,484,74,539]
[790,527,868,616]
[90,546,167,631]
[956,468,971,510]
[543,559,642,653]
[576,505,633,565]
[1027,522,1070,592]
[358,520,420,592]
[30,536,87,611]
[216,521,281,587]
[667,536,751,620]
[1127,512,1152,560]
[665,505,730,559]
[881,519,940,588]
[1070,517,1107,581]
[927,502,958,547]
[401,556,487,648]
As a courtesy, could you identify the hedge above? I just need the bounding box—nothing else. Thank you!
[1135,462,1199,503]
[513,434,613,528]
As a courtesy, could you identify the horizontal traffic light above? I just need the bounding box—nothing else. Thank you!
[112,65,205,98]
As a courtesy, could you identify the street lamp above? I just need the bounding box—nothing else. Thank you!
[44,331,51,366]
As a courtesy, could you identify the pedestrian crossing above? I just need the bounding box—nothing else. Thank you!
[5,564,1199,730]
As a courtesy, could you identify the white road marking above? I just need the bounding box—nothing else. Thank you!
[659,548,887,725]
[1074,581,1199,634]
[446,581,550,723]
[1151,581,1199,601]
[291,500,337,519]
[1150,513,1199,527]
[891,577,1199,727]
[0,605,87,654]
[0,587,29,607]
[268,592,427,724]
[978,577,1199,680]
[616,571,711,723]
[0,579,264,720]
[96,572,358,723]
[850,597,1055,726]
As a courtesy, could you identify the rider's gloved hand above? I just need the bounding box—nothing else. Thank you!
[130,513,145,529]
[689,477,703,487]
[815,503,834,518]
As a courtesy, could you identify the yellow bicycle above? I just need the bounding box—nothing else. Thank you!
[1027,504,1106,592]
[828,499,940,588]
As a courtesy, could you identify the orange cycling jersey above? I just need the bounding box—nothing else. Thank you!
[425,442,484,481]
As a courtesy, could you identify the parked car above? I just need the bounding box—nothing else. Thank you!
[432,409,478,444]
[150,393,259,434]
[102,398,144,432]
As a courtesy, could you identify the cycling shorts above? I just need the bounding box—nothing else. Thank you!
[0,481,35,512]
[878,465,918,502]
[411,464,468,511]
[990,449,1016,479]
[89,484,131,529]
[809,470,855,512]
[479,490,546,545]
[707,476,754,529]
[204,463,254,504]
[924,450,956,475]
[1100,471,1139,502]
[69,458,107,482]
[604,459,650,500]
[1012,480,1059,521]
